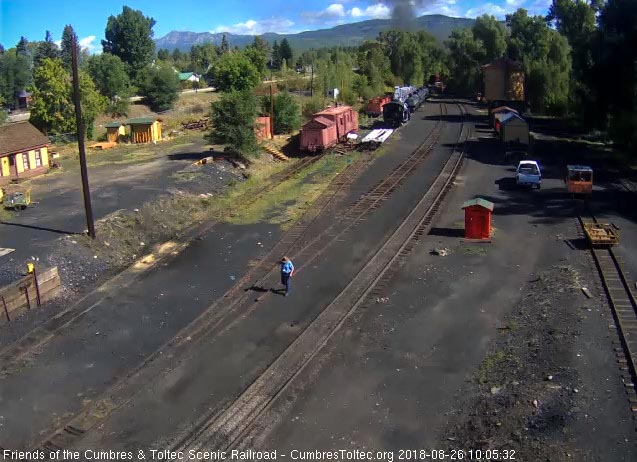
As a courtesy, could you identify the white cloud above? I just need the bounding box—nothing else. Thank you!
[350,6,364,17]
[363,3,392,18]
[212,18,296,35]
[464,2,516,18]
[78,36,100,53]
[505,0,526,7]
[416,0,461,18]
[301,3,347,22]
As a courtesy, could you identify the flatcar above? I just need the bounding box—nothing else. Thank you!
[383,100,410,128]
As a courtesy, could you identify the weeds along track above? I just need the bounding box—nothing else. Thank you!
[169,105,469,455]
[578,211,637,425]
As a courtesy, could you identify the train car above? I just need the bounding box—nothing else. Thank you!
[314,106,359,140]
[383,100,410,128]
[566,165,593,196]
[300,117,338,152]
[393,85,415,103]
[366,96,391,117]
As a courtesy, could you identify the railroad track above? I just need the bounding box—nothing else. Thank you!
[31,102,450,454]
[170,104,469,455]
[578,212,637,418]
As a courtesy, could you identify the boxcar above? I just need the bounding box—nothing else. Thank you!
[300,117,338,152]
[314,106,359,140]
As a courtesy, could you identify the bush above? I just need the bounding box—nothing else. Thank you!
[302,98,324,119]
[262,93,301,134]
[207,90,259,156]
[138,64,180,112]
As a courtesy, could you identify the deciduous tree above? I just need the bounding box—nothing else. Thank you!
[102,6,156,82]
[212,52,260,92]
[137,62,180,112]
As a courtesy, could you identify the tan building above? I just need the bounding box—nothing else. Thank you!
[127,117,162,144]
[105,121,127,143]
[483,58,525,103]
[0,121,50,185]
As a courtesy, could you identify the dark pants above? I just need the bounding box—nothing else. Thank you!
[281,272,290,294]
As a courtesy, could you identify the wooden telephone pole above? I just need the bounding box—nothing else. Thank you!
[70,32,96,239]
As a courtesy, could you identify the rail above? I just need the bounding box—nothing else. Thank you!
[578,211,637,417]
[170,104,468,454]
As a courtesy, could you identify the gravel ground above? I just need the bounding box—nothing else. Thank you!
[441,256,637,461]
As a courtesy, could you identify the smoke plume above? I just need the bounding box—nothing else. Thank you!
[386,0,431,29]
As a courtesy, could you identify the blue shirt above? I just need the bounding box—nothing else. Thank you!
[281,260,294,274]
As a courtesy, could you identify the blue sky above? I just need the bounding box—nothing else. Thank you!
[0,0,552,52]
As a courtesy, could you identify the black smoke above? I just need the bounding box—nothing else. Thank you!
[386,0,432,29]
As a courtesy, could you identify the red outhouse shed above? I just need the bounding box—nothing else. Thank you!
[462,198,494,240]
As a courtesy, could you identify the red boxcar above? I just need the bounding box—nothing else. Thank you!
[314,106,358,141]
[366,96,391,117]
[300,117,338,152]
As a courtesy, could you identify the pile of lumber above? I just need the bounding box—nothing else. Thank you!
[181,117,210,130]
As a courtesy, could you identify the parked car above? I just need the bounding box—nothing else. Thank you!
[516,160,542,189]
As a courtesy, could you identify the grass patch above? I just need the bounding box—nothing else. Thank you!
[476,350,509,385]
[226,154,358,228]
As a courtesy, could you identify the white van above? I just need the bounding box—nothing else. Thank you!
[516,160,542,189]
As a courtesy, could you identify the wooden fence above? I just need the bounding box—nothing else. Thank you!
[0,267,60,325]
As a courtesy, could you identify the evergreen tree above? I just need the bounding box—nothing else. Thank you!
[271,41,281,69]
[220,34,229,54]
[60,25,77,71]
[34,31,60,69]
[278,38,293,68]
[207,90,259,155]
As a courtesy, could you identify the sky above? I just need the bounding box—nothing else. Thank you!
[0,0,552,52]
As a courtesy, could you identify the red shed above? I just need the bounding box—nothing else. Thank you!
[314,106,358,140]
[462,198,494,240]
[300,117,338,152]
[366,96,391,117]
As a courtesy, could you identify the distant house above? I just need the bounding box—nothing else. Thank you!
[482,58,525,103]
[0,121,50,184]
[178,72,200,83]
[104,121,126,143]
[126,117,162,144]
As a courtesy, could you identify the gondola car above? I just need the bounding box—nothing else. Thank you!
[383,100,410,128]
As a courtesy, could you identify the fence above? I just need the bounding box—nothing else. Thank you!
[0,267,61,325]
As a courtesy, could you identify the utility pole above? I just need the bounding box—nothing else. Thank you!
[310,64,314,98]
[71,32,96,239]
[270,83,275,137]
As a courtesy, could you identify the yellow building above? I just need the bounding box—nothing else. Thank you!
[127,117,162,144]
[482,58,525,103]
[105,121,126,143]
[0,121,50,185]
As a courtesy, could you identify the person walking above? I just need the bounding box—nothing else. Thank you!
[280,256,294,296]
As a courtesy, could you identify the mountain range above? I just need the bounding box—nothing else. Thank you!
[154,14,475,52]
